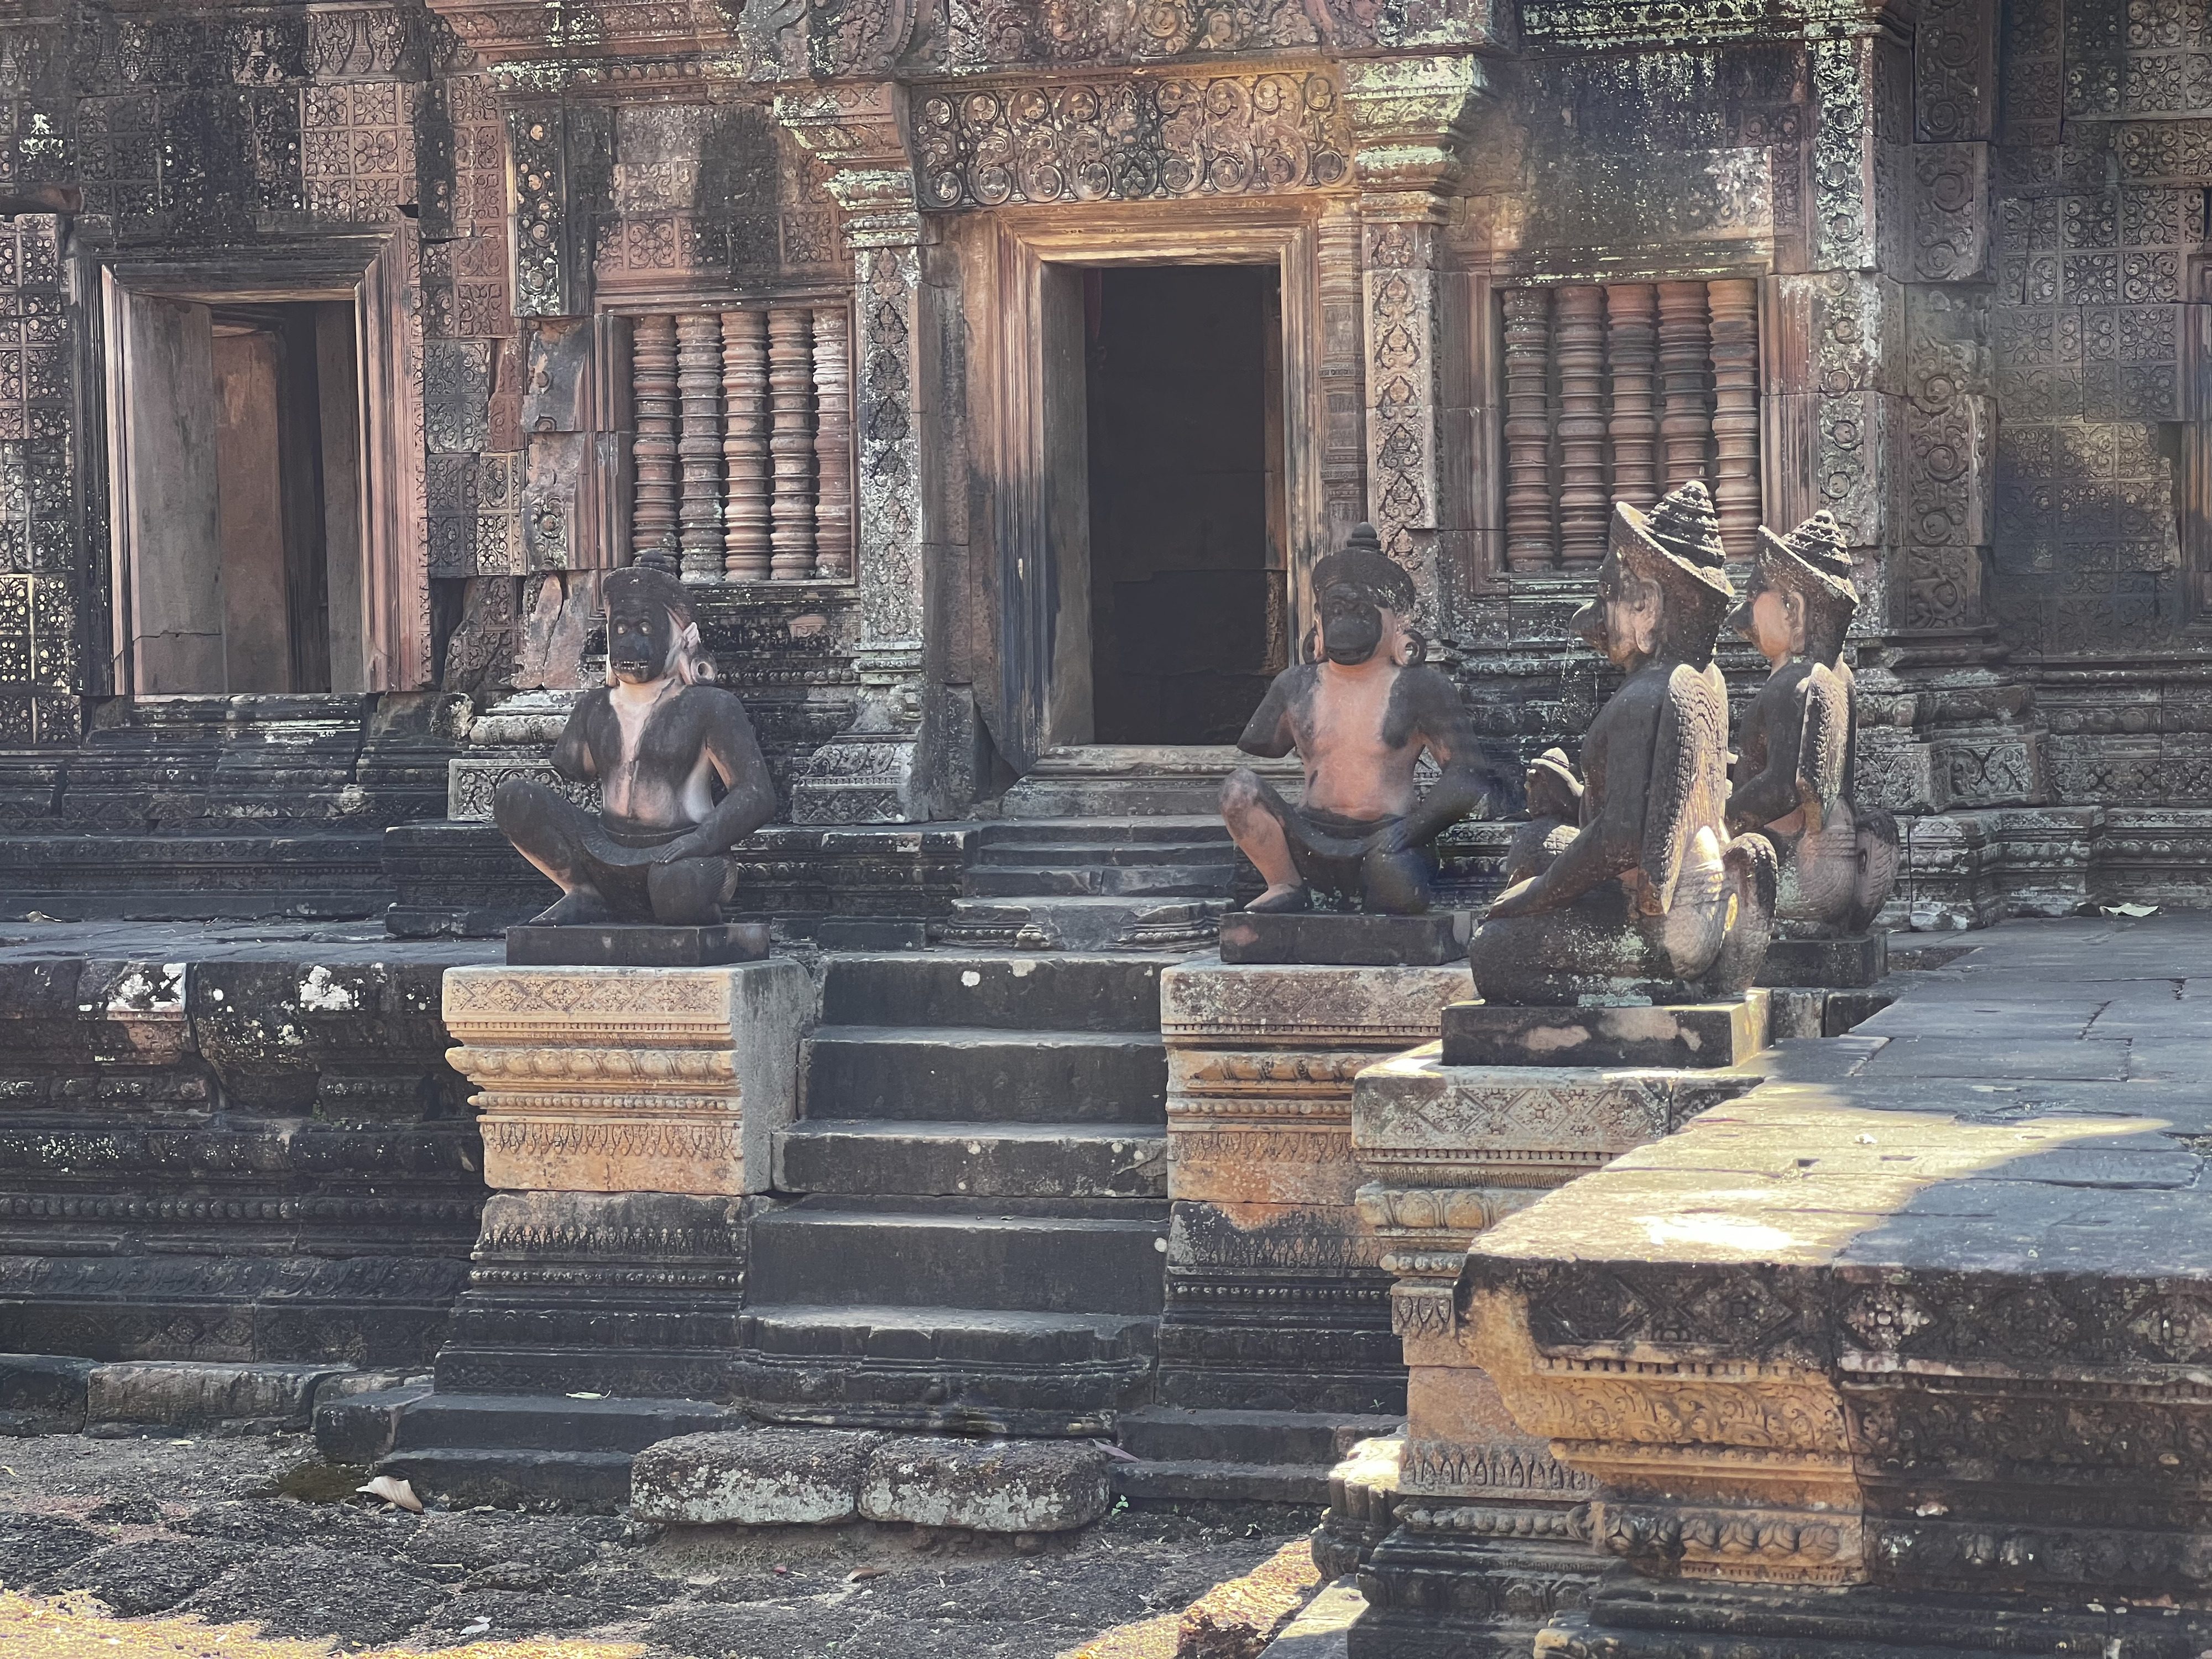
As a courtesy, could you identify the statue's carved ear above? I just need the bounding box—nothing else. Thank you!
[1399,629,1427,667]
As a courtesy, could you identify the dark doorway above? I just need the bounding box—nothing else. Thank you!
[1083,264,1285,746]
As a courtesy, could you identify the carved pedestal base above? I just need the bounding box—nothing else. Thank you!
[1441,994,1768,1070]
[1219,910,1470,967]
[436,961,811,1396]
[1346,1045,1762,1657]
[1158,956,1472,1412]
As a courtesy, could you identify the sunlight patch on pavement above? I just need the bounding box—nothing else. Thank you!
[0,1590,644,1659]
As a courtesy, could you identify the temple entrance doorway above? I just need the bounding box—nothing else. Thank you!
[1078,263,1286,747]
[106,289,364,696]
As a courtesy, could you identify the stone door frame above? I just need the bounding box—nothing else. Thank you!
[95,230,427,698]
[977,204,1331,769]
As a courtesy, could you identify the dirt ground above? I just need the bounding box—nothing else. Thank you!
[0,1430,1318,1658]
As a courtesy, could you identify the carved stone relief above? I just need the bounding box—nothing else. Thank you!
[914,72,1350,209]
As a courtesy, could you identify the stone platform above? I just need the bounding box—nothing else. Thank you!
[1437,911,2212,1657]
[0,919,498,1368]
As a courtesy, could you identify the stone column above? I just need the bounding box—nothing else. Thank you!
[1158,957,1472,1416]
[778,85,935,823]
[1345,55,1488,633]
[435,959,813,1397]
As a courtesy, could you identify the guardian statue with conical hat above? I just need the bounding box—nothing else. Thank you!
[1725,510,1900,936]
[1469,482,1776,1003]
[494,537,776,926]
[1221,523,1516,915]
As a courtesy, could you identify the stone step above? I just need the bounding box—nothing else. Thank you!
[975,815,1234,847]
[777,1120,1167,1198]
[802,1027,1167,1124]
[747,1206,1167,1314]
[962,863,1237,899]
[940,896,1228,952]
[999,748,1302,820]
[387,1390,741,1453]
[820,953,1164,1032]
[316,1387,740,1484]
[729,1304,1157,1435]
[1108,1458,1330,1506]
[375,1447,638,1512]
[740,1303,1159,1366]
[1115,1406,1404,1467]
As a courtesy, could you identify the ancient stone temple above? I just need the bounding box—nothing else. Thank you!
[0,0,2194,934]
[0,0,2206,1581]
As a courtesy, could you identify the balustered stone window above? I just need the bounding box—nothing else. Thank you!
[1498,279,1764,571]
[623,302,854,583]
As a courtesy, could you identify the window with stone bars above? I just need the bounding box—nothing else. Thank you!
[1497,279,1764,570]
[625,301,855,582]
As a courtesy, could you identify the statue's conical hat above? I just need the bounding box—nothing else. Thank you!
[1752,509,1858,614]
[1608,479,1735,602]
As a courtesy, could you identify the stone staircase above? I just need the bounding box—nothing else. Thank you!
[941,818,1247,950]
[936,745,1291,951]
[733,952,1173,1436]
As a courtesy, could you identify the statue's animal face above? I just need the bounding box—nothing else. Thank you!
[1319,580,1386,665]
[609,602,675,685]
[1577,556,1663,670]
[1731,573,1804,668]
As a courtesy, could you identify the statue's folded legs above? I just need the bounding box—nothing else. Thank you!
[495,779,735,927]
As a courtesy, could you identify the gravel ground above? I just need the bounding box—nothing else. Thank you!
[0,1431,1317,1657]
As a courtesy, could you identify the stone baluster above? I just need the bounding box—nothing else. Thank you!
[1707,278,1761,562]
[1554,284,1609,566]
[1501,285,1555,571]
[811,302,854,581]
[629,313,679,555]
[1603,283,1661,512]
[720,308,772,581]
[1656,280,1713,492]
[768,305,817,581]
[675,312,724,582]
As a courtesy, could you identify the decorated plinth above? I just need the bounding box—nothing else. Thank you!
[1158,954,1473,1413]
[434,960,812,1397]
[1340,995,1765,1659]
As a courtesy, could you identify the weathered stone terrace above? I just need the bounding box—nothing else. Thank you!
[1457,911,2212,1650]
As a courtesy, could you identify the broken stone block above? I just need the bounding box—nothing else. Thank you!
[631,1428,884,1526]
[858,1436,1110,1532]
[87,1361,355,1430]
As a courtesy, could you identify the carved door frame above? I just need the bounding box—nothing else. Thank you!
[95,231,428,698]
[976,205,1330,770]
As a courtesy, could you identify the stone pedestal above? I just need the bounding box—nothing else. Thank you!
[435,960,813,1397]
[1158,956,1472,1413]
[1219,911,1470,967]
[1345,1045,1760,1657]
[1757,931,1885,988]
